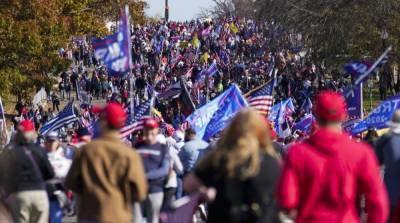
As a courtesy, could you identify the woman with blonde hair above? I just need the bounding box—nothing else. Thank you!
[184,109,282,223]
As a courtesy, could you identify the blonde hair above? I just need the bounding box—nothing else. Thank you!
[198,109,276,180]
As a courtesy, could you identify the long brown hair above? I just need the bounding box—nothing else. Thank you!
[198,109,276,180]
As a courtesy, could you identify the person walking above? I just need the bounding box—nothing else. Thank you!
[65,102,148,223]
[179,128,209,174]
[58,81,65,100]
[65,79,72,101]
[0,120,55,223]
[375,109,400,222]
[135,118,171,223]
[51,93,60,112]
[277,91,389,223]
[184,109,282,223]
[44,131,72,223]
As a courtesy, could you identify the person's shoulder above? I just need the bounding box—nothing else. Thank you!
[285,141,309,155]
[375,132,394,146]
[28,143,46,154]
[346,136,372,152]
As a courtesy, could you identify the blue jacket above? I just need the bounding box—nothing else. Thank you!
[179,139,209,173]
[375,132,400,207]
[136,142,170,193]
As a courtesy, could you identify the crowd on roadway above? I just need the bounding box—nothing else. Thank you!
[0,17,399,223]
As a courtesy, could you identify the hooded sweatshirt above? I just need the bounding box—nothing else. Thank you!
[278,128,389,223]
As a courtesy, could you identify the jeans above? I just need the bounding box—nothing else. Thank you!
[60,90,65,100]
[66,91,71,100]
[9,190,49,223]
[49,200,62,223]
[134,192,164,223]
[163,188,176,210]
[176,177,183,199]
[53,103,59,112]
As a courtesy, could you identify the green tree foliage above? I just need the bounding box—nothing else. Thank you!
[0,0,146,100]
[254,0,400,66]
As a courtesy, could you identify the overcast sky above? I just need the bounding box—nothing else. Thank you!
[145,0,214,21]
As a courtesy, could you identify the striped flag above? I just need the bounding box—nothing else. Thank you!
[119,98,153,139]
[39,101,77,135]
[246,80,275,116]
[157,82,181,100]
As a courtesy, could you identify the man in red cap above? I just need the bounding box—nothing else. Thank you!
[0,120,55,223]
[277,90,389,223]
[135,118,171,223]
[65,102,148,223]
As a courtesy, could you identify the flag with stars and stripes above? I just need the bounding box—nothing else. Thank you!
[246,80,275,116]
[39,101,77,135]
[120,98,153,139]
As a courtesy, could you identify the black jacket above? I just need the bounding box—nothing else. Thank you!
[0,143,54,193]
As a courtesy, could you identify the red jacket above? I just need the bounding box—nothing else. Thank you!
[277,128,389,223]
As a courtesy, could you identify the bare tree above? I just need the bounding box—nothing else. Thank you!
[197,0,235,19]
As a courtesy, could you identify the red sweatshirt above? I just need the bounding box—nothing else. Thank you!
[278,128,389,223]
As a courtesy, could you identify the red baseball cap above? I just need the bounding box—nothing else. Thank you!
[19,120,35,133]
[165,124,175,136]
[314,90,347,122]
[97,102,127,129]
[143,118,159,129]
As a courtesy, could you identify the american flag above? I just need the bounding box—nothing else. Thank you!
[39,101,77,135]
[119,98,152,139]
[247,80,275,116]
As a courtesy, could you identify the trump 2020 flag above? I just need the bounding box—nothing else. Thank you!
[203,85,248,140]
[342,47,391,130]
[186,84,247,139]
[92,5,133,75]
[351,93,400,134]
[343,47,391,98]
[343,86,362,132]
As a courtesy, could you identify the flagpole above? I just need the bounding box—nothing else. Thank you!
[354,46,392,86]
[0,97,9,144]
[360,83,364,119]
[205,63,210,103]
[130,74,135,121]
[244,79,273,97]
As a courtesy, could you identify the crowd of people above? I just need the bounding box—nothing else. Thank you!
[0,17,399,223]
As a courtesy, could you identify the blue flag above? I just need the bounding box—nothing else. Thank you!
[195,62,219,86]
[343,86,363,132]
[205,62,218,77]
[156,36,165,54]
[39,101,77,135]
[351,94,400,134]
[300,97,313,114]
[92,5,133,75]
[203,85,248,140]
[344,61,373,77]
[294,114,314,134]
[343,47,391,98]
[269,98,295,138]
[342,47,391,130]
[186,85,247,139]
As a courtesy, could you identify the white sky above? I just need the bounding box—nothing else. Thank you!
[145,0,214,21]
